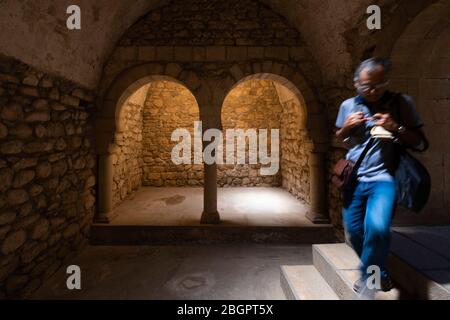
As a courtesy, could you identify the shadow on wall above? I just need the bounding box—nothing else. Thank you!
[388,0,450,225]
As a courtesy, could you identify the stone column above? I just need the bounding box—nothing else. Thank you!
[200,110,222,224]
[95,152,116,223]
[306,152,330,224]
[201,161,220,224]
[196,77,233,224]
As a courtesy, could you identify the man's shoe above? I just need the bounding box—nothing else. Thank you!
[353,277,376,300]
[353,276,366,293]
[355,275,394,292]
[380,275,394,292]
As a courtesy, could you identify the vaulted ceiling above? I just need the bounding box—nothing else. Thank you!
[0,0,440,89]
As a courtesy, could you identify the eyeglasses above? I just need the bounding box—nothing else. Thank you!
[357,81,389,93]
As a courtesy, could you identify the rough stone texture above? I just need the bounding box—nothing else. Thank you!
[112,94,144,208]
[142,81,202,188]
[278,88,311,205]
[219,80,282,188]
[220,79,310,204]
[327,146,347,229]
[120,0,303,46]
[0,56,96,298]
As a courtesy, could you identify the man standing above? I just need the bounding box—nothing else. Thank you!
[335,58,426,295]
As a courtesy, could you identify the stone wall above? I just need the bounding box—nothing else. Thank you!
[0,55,96,298]
[219,80,282,187]
[120,0,303,47]
[276,85,311,205]
[388,15,450,224]
[112,86,147,208]
[142,80,203,187]
[327,146,347,230]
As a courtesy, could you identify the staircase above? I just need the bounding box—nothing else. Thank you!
[281,228,450,300]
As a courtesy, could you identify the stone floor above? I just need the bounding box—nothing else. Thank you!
[30,226,450,300]
[110,187,313,227]
[31,244,312,300]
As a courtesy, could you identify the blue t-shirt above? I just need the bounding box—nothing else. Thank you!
[335,93,423,182]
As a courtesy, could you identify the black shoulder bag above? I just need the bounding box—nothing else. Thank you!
[392,94,431,212]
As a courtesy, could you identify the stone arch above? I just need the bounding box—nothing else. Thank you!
[95,62,201,222]
[219,75,307,199]
[202,65,330,224]
[231,74,307,126]
[224,63,329,150]
[96,63,198,152]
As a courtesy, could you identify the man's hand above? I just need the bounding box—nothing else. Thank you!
[336,112,368,141]
[372,113,399,133]
[344,112,367,130]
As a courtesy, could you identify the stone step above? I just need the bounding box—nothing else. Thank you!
[280,265,339,300]
[387,231,450,300]
[313,243,408,300]
[90,224,337,245]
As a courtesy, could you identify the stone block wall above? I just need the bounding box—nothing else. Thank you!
[279,100,311,205]
[219,79,282,187]
[119,0,303,47]
[142,80,203,187]
[112,86,146,208]
[0,55,96,298]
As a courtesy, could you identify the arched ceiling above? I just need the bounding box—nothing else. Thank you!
[0,0,438,90]
[0,0,167,89]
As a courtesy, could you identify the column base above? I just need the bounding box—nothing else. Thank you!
[200,210,221,224]
[306,211,330,224]
[94,211,117,224]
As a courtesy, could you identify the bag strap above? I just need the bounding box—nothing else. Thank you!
[354,137,375,171]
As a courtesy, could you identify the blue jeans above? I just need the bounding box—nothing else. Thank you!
[343,181,397,279]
